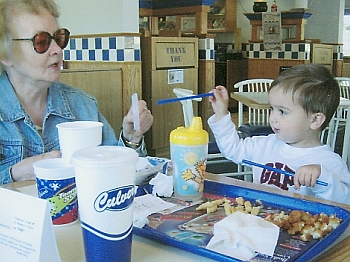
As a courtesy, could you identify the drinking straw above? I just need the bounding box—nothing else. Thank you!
[242,159,328,187]
[132,93,140,131]
[157,92,214,105]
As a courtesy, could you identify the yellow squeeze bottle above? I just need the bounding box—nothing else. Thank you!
[170,117,209,201]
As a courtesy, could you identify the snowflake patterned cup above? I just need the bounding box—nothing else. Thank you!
[33,158,78,226]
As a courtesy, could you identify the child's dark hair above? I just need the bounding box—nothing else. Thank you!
[269,64,340,130]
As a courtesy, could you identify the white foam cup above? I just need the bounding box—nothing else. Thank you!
[71,146,138,262]
[56,121,103,161]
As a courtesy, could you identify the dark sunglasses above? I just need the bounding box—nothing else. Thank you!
[13,28,70,54]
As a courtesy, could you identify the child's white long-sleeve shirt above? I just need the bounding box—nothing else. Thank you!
[208,113,350,205]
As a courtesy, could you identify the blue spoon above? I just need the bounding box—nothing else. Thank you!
[242,159,328,187]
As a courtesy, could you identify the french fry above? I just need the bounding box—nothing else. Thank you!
[224,201,232,216]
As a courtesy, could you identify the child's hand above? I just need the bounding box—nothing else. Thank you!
[294,164,321,190]
[208,85,230,122]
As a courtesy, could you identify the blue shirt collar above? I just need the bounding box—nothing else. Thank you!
[0,72,75,122]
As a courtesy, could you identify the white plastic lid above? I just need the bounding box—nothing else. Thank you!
[71,146,138,168]
[56,121,103,130]
[33,158,74,179]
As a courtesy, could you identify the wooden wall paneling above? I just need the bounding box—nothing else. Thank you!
[247,59,305,79]
[146,68,198,156]
[334,60,343,77]
[225,0,237,32]
[226,59,248,109]
[64,61,123,70]
[311,44,333,72]
[141,36,198,157]
[198,60,215,132]
[120,62,143,117]
[195,10,209,35]
[61,61,143,134]
[60,69,123,134]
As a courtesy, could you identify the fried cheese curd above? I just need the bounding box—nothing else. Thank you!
[196,197,342,242]
[264,210,342,241]
[195,196,262,216]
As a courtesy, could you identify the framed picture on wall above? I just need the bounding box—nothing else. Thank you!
[262,12,282,51]
[181,17,196,32]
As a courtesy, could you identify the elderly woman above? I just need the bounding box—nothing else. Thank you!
[0,0,153,184]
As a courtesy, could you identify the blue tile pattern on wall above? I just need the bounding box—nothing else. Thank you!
[64,50,70,60]
[247,43,310,60]
[245,43,343,62]
[64,36,213,62]
[95,38,102,49]
[134,49,141,61]
[69,39,76,50]
[102,50,109,61]
[63,36,141,62]
[198,38,214,60]
[64,37,345,63]
[117,50,124,61]
[109,38,116,49]
[89,50,95,60]
[76,50,82,60]
[199,50,206,60]
[82,39,88,49]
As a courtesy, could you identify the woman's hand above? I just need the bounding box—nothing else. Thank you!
[10,150,61,182]
[122,100,153,144]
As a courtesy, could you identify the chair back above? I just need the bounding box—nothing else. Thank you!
[335,77,350,99]
[233,79,274,127]
[320,103,350,167]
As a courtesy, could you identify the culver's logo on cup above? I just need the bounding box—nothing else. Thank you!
[94,185,136,212]
[71,146,138,262]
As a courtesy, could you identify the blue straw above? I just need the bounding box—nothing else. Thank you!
[157,92,214,105]
[242,159,328,187]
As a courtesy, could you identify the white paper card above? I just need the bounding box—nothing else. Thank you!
[134,194,176,214]
[0,188,61,262]
[168,69,184,84]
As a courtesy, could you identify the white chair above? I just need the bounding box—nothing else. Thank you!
[335,77,350,99]
[229,79,274,180]
[334,78,350,133]
[321,103,350,167]
[234,79,274,130]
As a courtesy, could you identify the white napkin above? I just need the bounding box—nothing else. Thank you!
[133,194,176,228]
[135,156,169,185]
[149,172,174,197]
[206,212,279,261]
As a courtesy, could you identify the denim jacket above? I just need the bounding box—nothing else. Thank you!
[0,73,146,185]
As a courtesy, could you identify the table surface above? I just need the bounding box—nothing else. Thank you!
[231,92,270,109]
[2,174,350,262]
[231,92,350,109]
